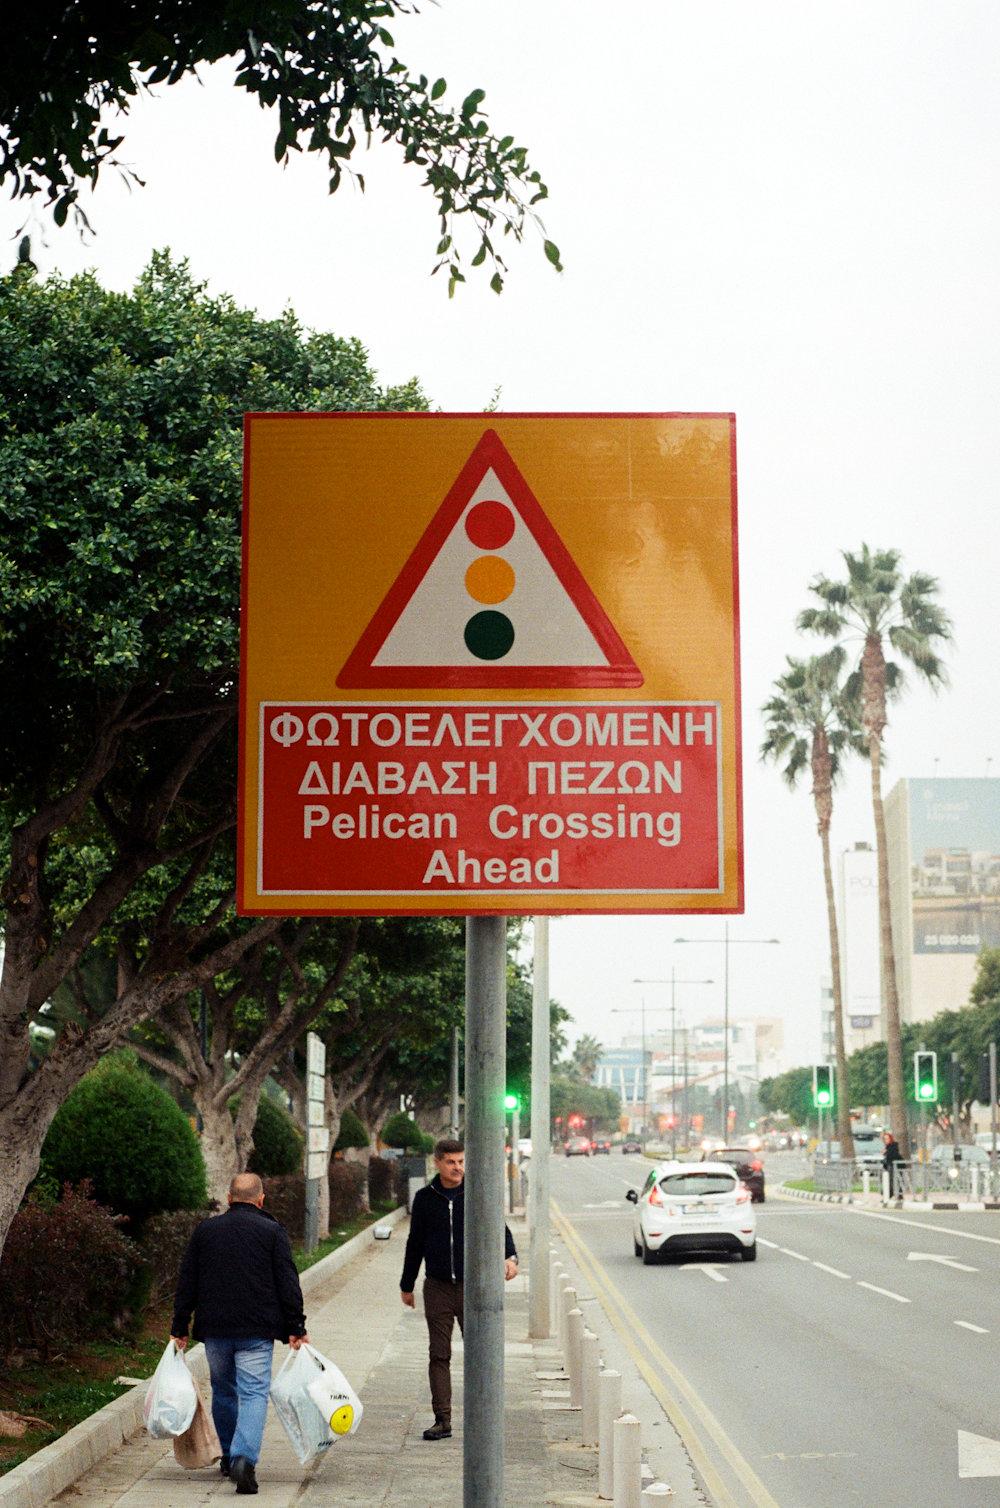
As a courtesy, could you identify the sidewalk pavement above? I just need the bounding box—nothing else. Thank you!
[60,1213,668,1508]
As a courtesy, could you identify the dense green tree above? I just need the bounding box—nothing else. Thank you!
[759,1066,814,1129]
[549,1076,621,1135]
[761,649,866,1160]
[41,1053,206,1229]
[244,1093,302,1178]
[0,253,427,1257]
[1,2,558,293]
[799,546,951,1156]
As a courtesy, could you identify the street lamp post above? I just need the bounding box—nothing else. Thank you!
[631,972,713,1157]
[675,926,780,1141]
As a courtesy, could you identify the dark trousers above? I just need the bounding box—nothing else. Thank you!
[423,1276,464,1420]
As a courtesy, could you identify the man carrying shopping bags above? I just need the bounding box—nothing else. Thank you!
[171,1172,309,1495]
[400,1139,518,1441]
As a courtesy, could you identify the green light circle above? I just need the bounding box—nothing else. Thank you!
[817,1091,831,1104]
[919,1084,934,1098]
[504,1093,518,1110]
[464,610,515,661]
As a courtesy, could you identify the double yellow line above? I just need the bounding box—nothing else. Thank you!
[551,1199,781,1508]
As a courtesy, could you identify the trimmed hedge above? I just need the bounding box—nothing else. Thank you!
[381,1112,425,1151]
[247,1094,303,1177]
[41,1055,206,1231]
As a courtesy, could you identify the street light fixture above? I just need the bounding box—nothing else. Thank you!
[675,924,780,1140]
[631,971,713,1157]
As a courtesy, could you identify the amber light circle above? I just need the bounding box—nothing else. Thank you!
[465,499,515,549]
[465,555,516,605]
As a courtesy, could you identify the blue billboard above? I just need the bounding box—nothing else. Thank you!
[909,780,1000,954]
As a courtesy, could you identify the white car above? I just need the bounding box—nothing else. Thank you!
[626,1161,757,1265]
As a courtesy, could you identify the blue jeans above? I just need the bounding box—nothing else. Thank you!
[204,1338,274,1465]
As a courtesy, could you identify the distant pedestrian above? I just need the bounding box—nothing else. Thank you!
[882,1130,903,1200]
[171,1173,309,1495]
[400,1139,518,1441]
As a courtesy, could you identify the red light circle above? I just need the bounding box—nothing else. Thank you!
[465,500,515,550]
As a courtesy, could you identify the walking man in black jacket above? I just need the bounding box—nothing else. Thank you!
[171,1173,309,1495]
[400,1138,518,1441]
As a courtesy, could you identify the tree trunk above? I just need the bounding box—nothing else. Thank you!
[870,735,908,1156]
[199,1097,241,1208]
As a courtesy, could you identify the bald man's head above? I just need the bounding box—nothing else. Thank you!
[229,1172,264,1205]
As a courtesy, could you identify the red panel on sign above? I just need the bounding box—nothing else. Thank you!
[258,702,721,899]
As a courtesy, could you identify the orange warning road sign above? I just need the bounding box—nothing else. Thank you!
[239,413,741,916]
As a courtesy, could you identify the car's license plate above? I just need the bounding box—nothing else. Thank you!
[682,1204,715,1216]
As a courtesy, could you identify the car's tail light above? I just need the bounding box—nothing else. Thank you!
[648,1184,663,1206]
[751,1160,763,1171]
[736,1184,751,1204]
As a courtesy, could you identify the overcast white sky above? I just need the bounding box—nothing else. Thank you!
[7,2,1000,1067]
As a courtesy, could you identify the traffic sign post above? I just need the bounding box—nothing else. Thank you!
[239,413,742,1508]
[304,1032,327,1253]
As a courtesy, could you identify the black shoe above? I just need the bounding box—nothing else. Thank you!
[220,1456,231,1478]
[423,1417,452,1441]
[230,1457,258,1494]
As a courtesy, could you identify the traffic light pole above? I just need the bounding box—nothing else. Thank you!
[529,915,551,1340]
[464,915,507,1508]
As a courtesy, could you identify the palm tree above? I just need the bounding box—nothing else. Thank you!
[761,649,867,1161]
[570,1034,603,1084]
[798,546,951,1156]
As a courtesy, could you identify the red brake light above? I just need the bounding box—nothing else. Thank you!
[736,1184,751,1204]
[648,1184,663,1206]
[751,1160,763,1170]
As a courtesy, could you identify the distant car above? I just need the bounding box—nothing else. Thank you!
[703,1146,765,1203]
[849,1127,885,1166]
[626,1161,757,1264]
[621,1138,643,1154]
[930,1143,990,1164]
[565,1136,591,1157]
[699,1138,726,1153]
[592,1136,612,1154]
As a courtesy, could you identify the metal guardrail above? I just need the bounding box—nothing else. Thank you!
[812,1157,1000,1198]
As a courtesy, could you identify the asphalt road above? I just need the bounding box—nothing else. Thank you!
[551,1149,1000,1508]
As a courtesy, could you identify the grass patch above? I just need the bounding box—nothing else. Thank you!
[292,1201,399,1273]
[784,1179,817,1191]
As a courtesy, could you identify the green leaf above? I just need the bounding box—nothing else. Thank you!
[378,28,394,46]
[461,88,487,121]
[490,271,503,295]
[470,244,487,267]
[436,235,452,255]
[543,240,562,270]
[431,78,447,100]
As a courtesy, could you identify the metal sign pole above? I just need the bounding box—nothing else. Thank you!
[529,915,551,1338]
[990,1041,997,1198]
[304,1032,328,1255]
[464,915,507,1508]
[450,1026,461,1138]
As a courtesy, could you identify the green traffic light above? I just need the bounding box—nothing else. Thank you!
[504,1093,518,1110]
[817,1090,831,1106]
[919,1083,934,1099]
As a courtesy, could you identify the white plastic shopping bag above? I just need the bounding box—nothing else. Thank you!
[270,1343,362,1465]
[143,1340,198,1440]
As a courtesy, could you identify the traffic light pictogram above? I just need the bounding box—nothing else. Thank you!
[914,1050,938,1104]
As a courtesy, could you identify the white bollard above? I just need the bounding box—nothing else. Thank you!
[613,1412,642,1508]
[862,1167,871,1198]
[581,1329,600,1444]
[550,1254,563,1336]
[598,1369,622,1499]
[641,1485,674,1501]
[882,1169,890,1203]
[560,1279,576,1357]
[567,1307,584,1408]
[972,1164,980,1202]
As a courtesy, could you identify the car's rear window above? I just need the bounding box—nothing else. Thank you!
[660,1172,736,1197]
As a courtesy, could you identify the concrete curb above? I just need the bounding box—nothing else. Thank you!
[777,1182,1000,1213]
[0,1203,407,1508]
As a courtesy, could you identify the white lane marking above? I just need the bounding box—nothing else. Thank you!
[955,1320,990,1334]
[812,1261,851,1279]
[907,1251,978,1272]
[778,1246,810,1261]
[857,1281,910,1303]
[959,1430,1000,1477]
[679,1263,729,1283]
[757,1238,779,1249]
[849,1206,1000,1247]
[584,1200,628,1208]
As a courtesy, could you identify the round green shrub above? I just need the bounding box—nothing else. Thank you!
[334,1108,370,1152]
[41,1055,206,1231]
[246,1094,303,1177]
[381,1112,426,1151]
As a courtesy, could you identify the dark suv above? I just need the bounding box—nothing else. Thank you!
[703,1146,765,1202]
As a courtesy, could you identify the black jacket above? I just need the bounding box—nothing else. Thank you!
[400,1176,517,1290]
[883,1139,903,1169]
[171,1202,307,1342]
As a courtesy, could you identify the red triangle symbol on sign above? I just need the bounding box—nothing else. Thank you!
[337,430,644,689]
